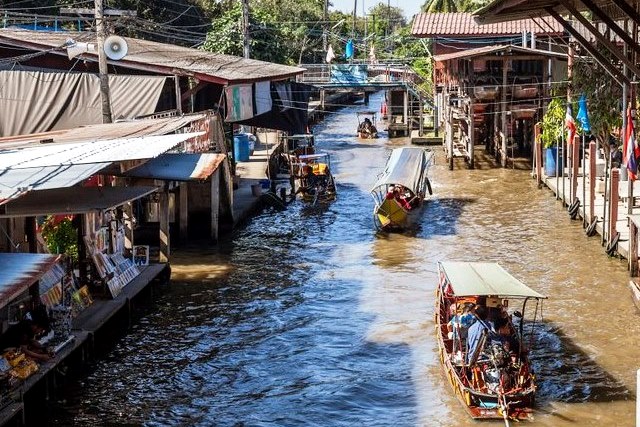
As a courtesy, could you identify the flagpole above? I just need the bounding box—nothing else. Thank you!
[582,132,586,226]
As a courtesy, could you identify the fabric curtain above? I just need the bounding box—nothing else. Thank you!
[0,71,166,137]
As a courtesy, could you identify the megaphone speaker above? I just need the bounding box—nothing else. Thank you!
[104,35,128,61]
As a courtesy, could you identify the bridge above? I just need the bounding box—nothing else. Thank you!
[297,62,433,138]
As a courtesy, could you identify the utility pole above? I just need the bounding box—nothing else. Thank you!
[352,0,357,40]
[95,0,112,123]
[323,0,328,52]
[242,0,250,59]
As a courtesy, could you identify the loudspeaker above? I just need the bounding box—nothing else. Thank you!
[104,35,128,60]
[66,41,96,60]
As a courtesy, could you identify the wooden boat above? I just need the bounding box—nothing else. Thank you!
[629,280,640,311]
[436,262,547,424]
[356,111,379,139]
[370,147,434,231]
[295,152,336,204]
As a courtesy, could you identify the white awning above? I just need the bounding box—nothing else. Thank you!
[0,132,203,169]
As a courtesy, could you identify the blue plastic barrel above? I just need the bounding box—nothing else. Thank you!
[544,147,563,177]
[233,134,250,162]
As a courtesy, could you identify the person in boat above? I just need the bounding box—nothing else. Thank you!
[465,305,493,365]
[359,117,377,137]
[447,302,476,341]
[385,185,412,210]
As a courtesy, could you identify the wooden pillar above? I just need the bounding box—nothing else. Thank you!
[210,169,220,242]
[448,107,454,170]
[159,190,170,263]
[534,123,542,186]
[403,89,409,134]
[630,219,639,276]
[469,97,475,169]
[571,136,579,203]
[174,75,182,115]
[179,182,188,244]
[609,168,620,241]
[501,58,508,167]
[123,202,133,255]
[25,217,36,253]
[589,141,596,222]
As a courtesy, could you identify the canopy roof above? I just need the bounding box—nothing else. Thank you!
[0,253,61,310]
[122,153,225,181]
[0,29,304,84]
[475,0,623,24]
[371,147,433,194]
[439,261,546,298]
[412,12,563,37]
[0,186,158,217]
[433,44,567,62]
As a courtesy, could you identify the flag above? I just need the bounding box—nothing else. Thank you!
[576,93,591,133]
[345,39,354,59]
[566,102,576,144]
[325,45,335,64]
[624,107,640,180]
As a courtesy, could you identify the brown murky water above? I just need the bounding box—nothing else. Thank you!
[56,93,639,426]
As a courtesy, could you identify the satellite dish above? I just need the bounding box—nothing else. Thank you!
[104,35,128,60]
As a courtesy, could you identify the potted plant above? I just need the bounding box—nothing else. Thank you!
[540,97,565,177]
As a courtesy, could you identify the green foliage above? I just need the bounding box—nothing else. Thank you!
[540,97,565,149]
[421,0,491,13]
[572,53,623,151]
[41,216,78,262]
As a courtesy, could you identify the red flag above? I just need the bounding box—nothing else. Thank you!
[624,107,640,180]
[566,103,576,144]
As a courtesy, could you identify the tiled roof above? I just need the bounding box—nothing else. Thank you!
[411,12,564,37]
[433,45,567,62]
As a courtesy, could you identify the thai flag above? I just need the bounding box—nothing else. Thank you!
[566,103,576,144]
[624,107,640,180]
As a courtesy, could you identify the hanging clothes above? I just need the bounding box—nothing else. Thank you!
[325,45,336,64]
[345,39,354,59]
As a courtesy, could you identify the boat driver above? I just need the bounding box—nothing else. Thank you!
[465,305,492,365]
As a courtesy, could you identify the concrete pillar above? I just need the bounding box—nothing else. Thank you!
[210,169,220,242]
[320,89,325,110]
[609,168,620,241]
[534,123,542,186]
[501,59,507,168]
[179,182,188,244]
[403,90,409,131]
[589,141,596,221]
[572,135,579,203]
[469,98,475,169]
[159,190,170,263]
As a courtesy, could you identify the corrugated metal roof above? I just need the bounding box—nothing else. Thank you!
[0,114,206,149]
[0,163,110,205]
[411,12,563,37]
[0,29,304,84]
[0,186,159,217]
[123,153,226,181]
[433,44,568,62]
[439,261,546,298]
[0,132,202,169]
[475,0,624,24]
[0,253,61,309]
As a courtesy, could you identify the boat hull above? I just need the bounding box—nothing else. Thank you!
[374,198,423,231]
[357,131,378,139]
[435,285,536,421]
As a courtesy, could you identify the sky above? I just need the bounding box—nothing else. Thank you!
[329,0,424,20]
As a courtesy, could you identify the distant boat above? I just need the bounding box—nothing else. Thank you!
[370,147,433,231]
[294,152,337,204]
[436,261,547,424]
[356,111,379,139]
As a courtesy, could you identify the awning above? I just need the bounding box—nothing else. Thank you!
[0,253,61,310]
[371,147,434,194]
[122,153,226,181]
[439,262,546,298]
[0,133,203,169]
[0,163,110,205]
[0,186,159,218]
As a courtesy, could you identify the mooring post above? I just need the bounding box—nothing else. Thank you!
[534,123,542,187]
[609,168,620,241]
[630,219,638,276]
[571,135,579,204]
[589,141,596,222]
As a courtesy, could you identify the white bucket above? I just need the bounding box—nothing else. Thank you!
[251,183,262,197]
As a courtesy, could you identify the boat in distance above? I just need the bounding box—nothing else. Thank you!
[370,147,433,231]
[436,261,547,424]
[356,111,379,139]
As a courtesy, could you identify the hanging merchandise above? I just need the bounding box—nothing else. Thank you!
[369,45,377,63]
[325,45,336,64]
[576,93,591,134]
[345,39,354,59]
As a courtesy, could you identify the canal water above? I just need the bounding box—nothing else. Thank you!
[55,93,639,426]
